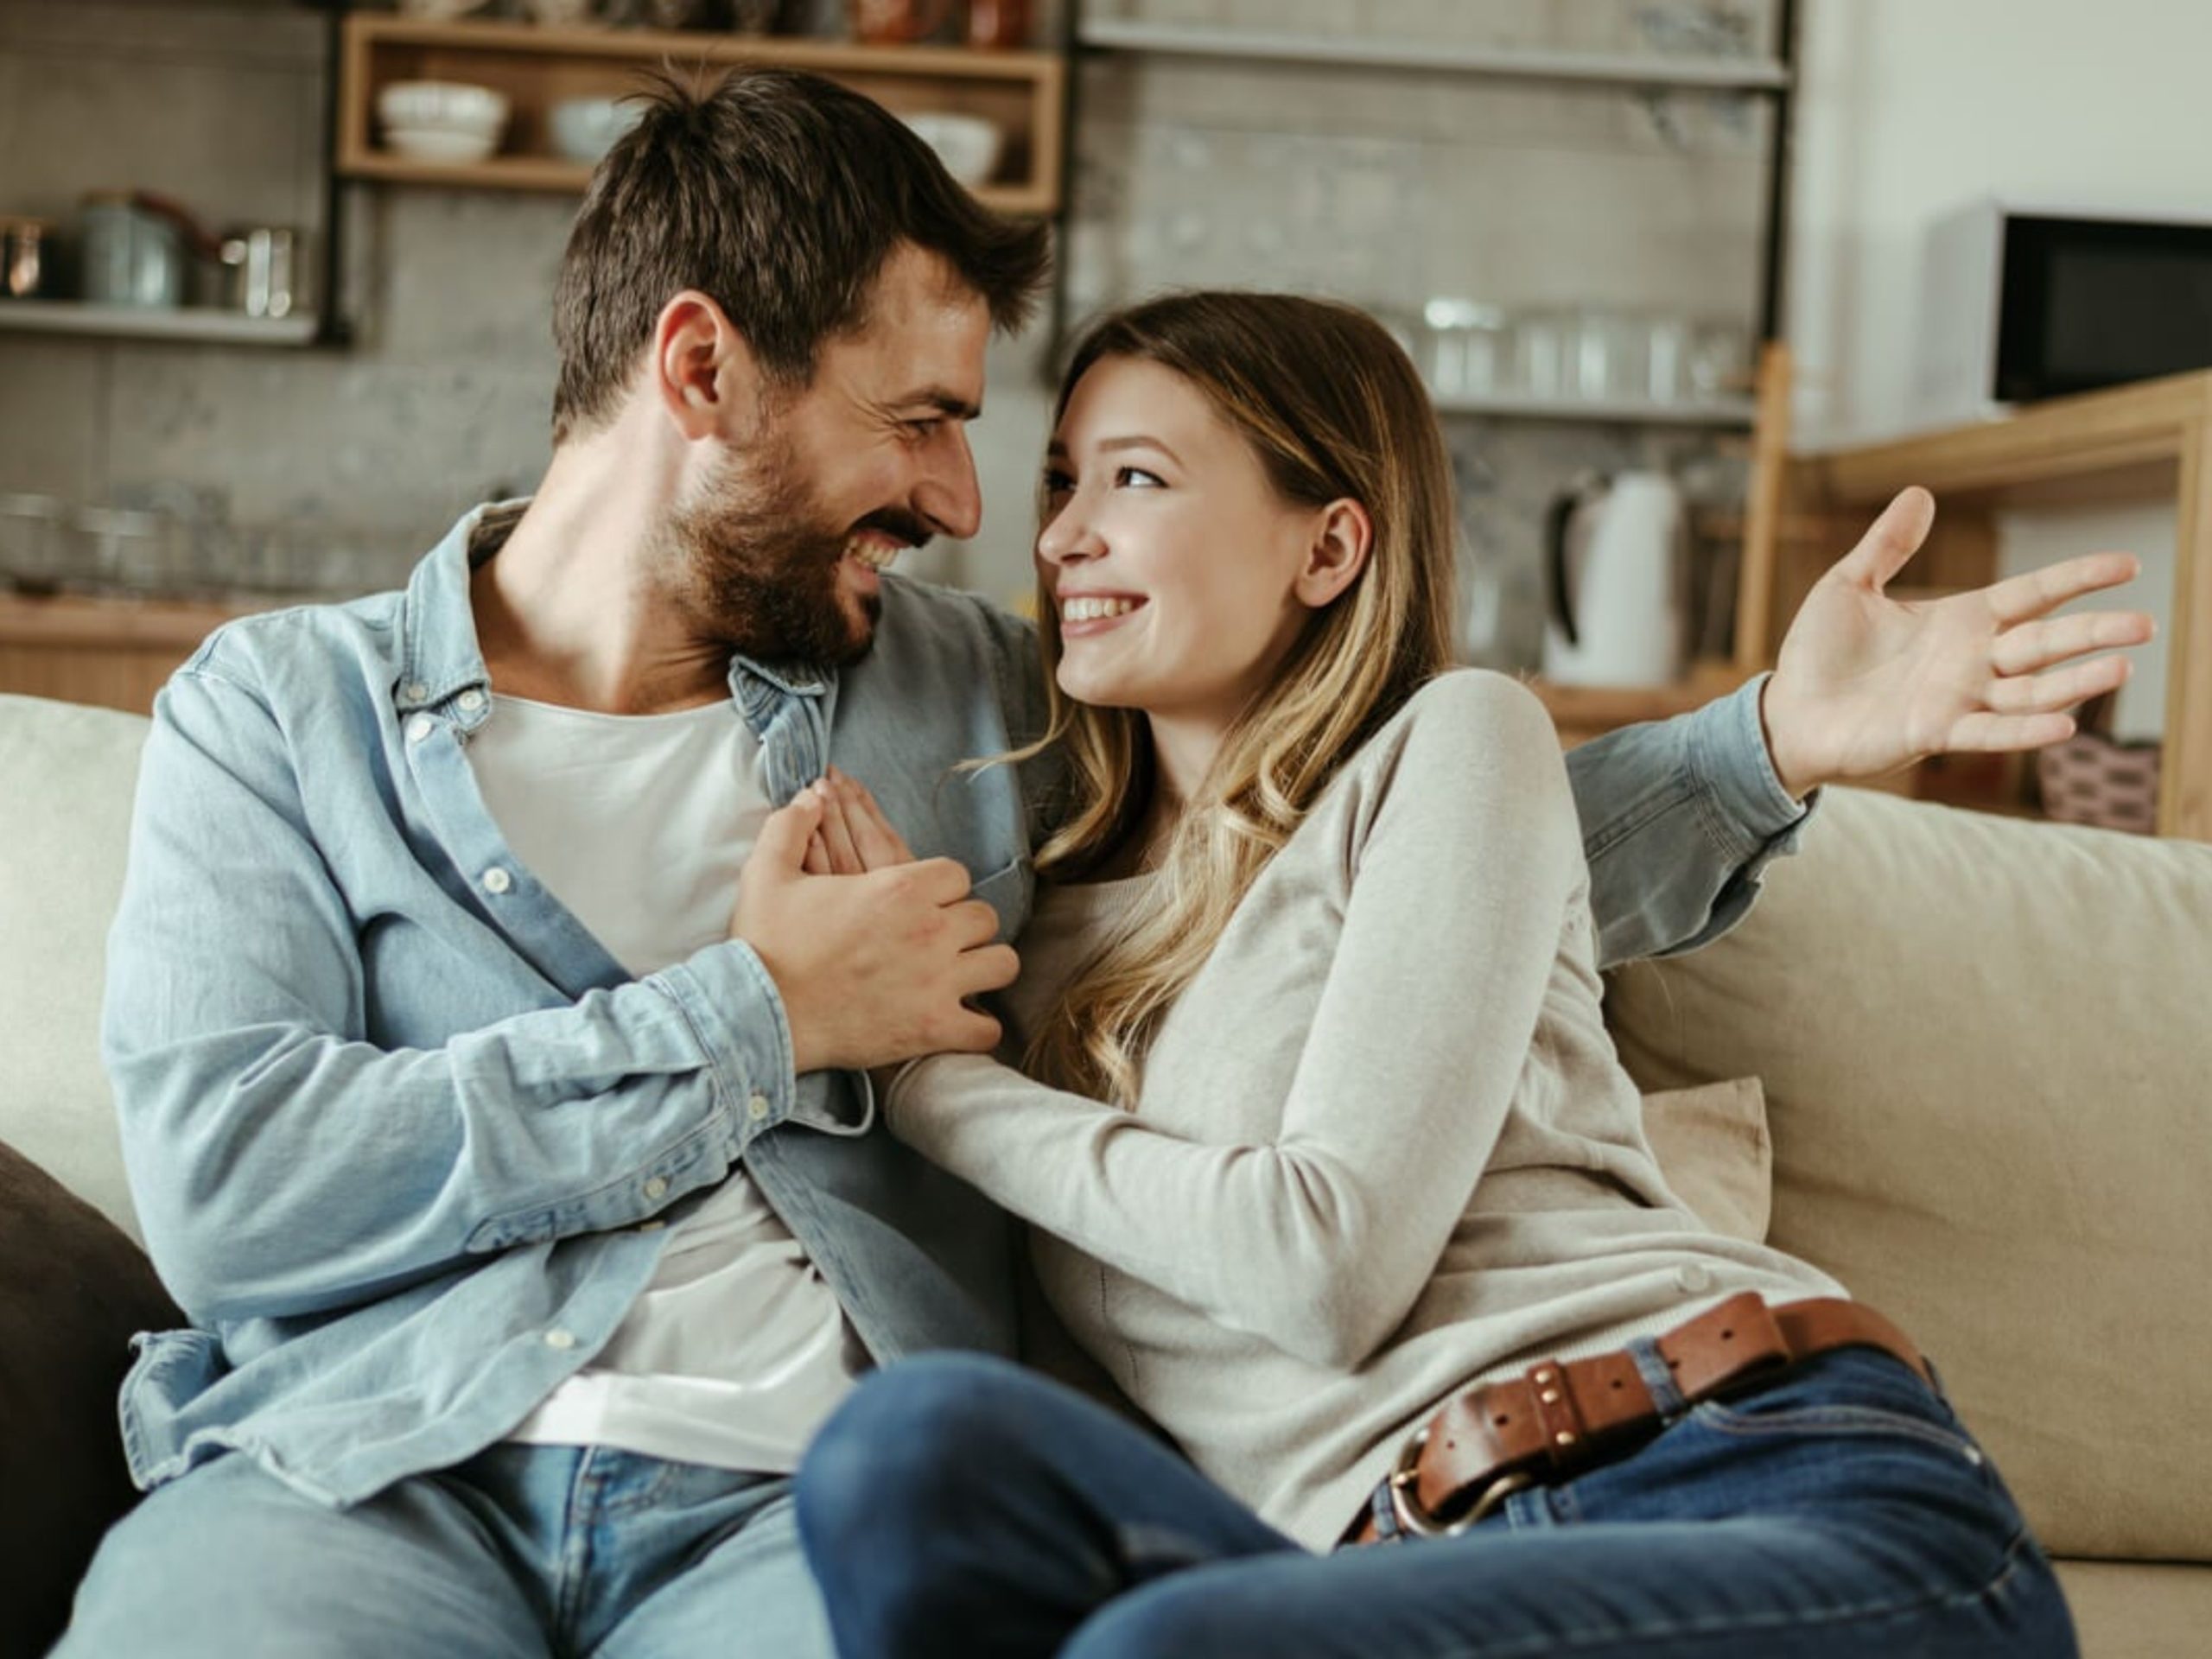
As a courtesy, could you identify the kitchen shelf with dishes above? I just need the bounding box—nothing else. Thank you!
[337,14,1066,215]
[1074,16,1791,91]
[0,299,318,347]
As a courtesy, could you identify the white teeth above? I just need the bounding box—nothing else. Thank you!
[1061,596,1137,623]
[845,536,897,572]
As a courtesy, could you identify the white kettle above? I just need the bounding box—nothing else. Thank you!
[1541,471,1690,688]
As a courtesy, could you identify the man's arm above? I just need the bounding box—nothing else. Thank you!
[1563,673,1805,970]
[1567,486,2152,969]
[105,665,1002,1330]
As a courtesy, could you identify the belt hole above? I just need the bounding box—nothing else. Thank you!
[1611,1378,1624,1389]
[1493,1414,1510,1427]
[1721,1330,1734,1340]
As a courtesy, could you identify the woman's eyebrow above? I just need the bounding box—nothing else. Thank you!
[1045,435,1185,465]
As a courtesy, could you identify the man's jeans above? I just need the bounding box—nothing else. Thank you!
[797,1350,2077,1659]
[57,1444,832,1659]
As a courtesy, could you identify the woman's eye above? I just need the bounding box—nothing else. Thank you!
[1116,466,1164,489]
[1041,469,1074,498]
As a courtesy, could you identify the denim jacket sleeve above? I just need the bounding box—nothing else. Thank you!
[102,664,791,1327]
[1561,673,1815,969]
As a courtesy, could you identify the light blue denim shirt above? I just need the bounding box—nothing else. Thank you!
[103,502,1808,1508]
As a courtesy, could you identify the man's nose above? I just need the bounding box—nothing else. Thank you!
[915,426,983,543]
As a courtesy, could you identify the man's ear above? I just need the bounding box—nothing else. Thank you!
[1294,499,1373,610]
[652,289,764,442]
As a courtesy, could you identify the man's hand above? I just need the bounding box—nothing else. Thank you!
[1760,486,2155,798]
[733,787,1016,1074]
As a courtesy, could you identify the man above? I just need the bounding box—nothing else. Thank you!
[66,68,2146,1657]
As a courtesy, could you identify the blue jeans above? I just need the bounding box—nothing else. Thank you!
[58,1443,834,1658]
[796,1350,2076,1658]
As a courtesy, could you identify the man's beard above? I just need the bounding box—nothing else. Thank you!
[659,440,929,671]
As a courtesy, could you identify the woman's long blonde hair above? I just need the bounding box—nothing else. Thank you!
[1026,291,1460,1105]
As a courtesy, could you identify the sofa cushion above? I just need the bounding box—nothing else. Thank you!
[1605,785,2212,1562]
[0,1137,181,1655]
[0,693,150,1242]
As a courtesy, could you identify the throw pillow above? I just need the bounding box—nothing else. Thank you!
[0,1139,180,1656]
[1642,1077,1771,1243]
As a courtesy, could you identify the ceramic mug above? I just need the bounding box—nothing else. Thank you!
[849,0,951,46]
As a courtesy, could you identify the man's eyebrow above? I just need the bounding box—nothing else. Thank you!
[898,388,982,421]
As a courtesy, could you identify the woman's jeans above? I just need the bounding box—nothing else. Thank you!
[796,1348,2077,1659]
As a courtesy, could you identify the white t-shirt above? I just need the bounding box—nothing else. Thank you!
[469,693,863,1472]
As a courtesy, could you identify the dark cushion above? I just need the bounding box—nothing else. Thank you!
[0,1141,180,1656]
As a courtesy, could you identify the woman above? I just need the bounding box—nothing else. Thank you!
[786,292,2077,1657]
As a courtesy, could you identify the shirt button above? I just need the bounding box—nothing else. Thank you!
[747,1093,772,1122]
[643,1176,668,1199]
[458,688,487,713]
[482,868,512,895]
[402,681,429,704]
[543,1328,577,1351]
[406,715,435,744]
[1675,1262,1717,1295]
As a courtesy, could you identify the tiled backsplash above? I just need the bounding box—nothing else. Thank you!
[0,0,1768,670]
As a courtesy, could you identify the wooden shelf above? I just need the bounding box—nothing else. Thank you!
[0,590,280,715]
[1431,391,1755,428]
[337,16,1065,215]
[1787,368,2212,840]
[1528,661,1753,747]
[0,300,320,347]
[1077,19,1789,91]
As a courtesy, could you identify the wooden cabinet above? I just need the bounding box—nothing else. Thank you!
[0,594,269,716]
[337,14,1065,216]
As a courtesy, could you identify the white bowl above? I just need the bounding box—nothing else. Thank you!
[549,97,644,166]
[376,80,511,140]
[899,112,1003,188]
[385,125,502,166]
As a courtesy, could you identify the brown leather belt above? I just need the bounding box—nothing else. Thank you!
[1346,1293,1931,1546]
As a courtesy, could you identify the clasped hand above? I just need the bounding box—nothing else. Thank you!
[729,771,1015,1074]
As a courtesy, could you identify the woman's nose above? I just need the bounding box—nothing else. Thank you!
[1037,500,1103,567]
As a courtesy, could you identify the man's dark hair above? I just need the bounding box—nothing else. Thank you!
[550,67,1053,442]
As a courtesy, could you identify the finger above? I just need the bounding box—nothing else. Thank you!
[956,943,1022,996]
[938,1008,1005,1056]
[1989,607,2156,676]
[813,779,865,875]
[1984,653,2133,716]
[1945,709,2080,753]
[830,766,915,867]
[1984,551,2143,628]
[948,897,1002,950]
[1833,486,1936,591]
[906,856,976,906]
[753,791,825,873]
[803,830,832,876]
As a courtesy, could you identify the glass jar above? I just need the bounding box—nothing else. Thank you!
[1422,298,1510,400]
[78,193,184,309]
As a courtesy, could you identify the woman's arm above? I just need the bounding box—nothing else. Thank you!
[885,673,1583,1371]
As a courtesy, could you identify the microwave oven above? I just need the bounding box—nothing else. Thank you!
[1916,199,2212,421]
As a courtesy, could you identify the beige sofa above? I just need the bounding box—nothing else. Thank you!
[3,689,2208,1656]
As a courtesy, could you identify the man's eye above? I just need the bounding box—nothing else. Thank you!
[904,418,942,438]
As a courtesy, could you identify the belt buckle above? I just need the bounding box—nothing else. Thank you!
[1385,1426,1534,1538]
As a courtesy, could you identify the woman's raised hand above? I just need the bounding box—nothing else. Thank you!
[801,766,918,875]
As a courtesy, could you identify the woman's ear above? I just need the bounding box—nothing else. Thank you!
[1294,499,1374,610]
[652,289,764,442]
